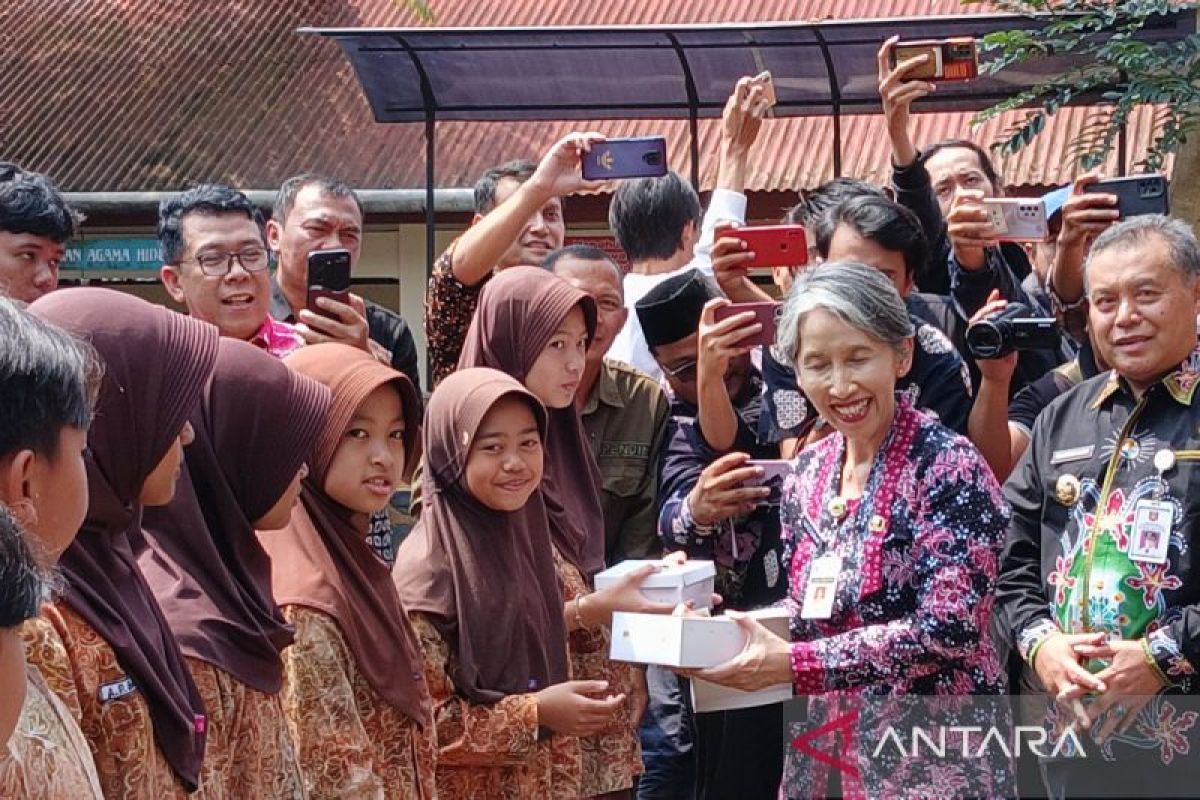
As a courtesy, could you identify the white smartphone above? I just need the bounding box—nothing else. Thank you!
[982,198,1049,243]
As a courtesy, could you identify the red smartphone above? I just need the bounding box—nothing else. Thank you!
[306,249,352,314]
[725,225,808,270]
[712,301,781,348]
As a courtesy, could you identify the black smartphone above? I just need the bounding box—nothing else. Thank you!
[582,137,668,181]
[306,249,352,314]
[1082,174,1169,218]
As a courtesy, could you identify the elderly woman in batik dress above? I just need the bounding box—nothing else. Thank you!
[689,263,1016,799]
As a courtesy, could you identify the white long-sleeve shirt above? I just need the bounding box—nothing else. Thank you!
[607,189,748,380]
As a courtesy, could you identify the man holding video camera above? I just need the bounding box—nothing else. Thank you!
[967,175,1121,480]
[877,36,1070,396]
[998,215,1200,796]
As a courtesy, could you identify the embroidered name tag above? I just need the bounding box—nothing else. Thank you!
[1051,445,1095,465]
[98,677,136,703]
[597,442,651,460]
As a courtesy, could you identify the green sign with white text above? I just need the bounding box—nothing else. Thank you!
[63,238,162,272]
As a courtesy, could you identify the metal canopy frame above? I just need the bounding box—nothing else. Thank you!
[302,12,1191,275]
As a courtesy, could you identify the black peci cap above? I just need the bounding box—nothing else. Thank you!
[635,268,717,349]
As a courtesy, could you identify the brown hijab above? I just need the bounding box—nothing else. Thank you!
[456,265,606,577]
[139,338,331,694]
[393,368,569,703]
[257,343,430,724]
[28,287,218,791]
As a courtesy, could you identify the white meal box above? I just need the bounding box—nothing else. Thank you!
[593,559,716,610]
[610,606,794,711]
[688,608,794,713]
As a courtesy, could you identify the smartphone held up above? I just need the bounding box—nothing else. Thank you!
[890,37,979,82]
[581,137,668,181]
[306,248,352,316]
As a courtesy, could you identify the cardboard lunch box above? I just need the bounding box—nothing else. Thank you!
[609,606,791,672]
[593,559,716,610]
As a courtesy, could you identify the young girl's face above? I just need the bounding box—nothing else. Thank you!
[140,421,195,506]
[523,305,589,409]
[324,385,407,514]
[465,395,543,512]
[253,463,309,530]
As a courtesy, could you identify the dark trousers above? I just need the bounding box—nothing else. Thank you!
[637,667,695,800]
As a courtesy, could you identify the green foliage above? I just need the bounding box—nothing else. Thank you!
[398,0,435,22]
[967,1,1200,171]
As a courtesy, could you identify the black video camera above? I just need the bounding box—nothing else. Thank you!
[966,302,1059,359]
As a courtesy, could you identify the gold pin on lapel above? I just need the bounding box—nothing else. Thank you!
[1055,474,1081,507]
[827,497,847,520]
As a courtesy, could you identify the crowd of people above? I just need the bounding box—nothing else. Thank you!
[1,36,1199,800]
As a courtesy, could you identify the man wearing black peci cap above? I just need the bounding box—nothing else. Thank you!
[636,268,785,800]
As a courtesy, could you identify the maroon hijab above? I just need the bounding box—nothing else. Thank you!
[139,339,331,694]
[257,343,430,724]
[456,265,606,577]
[29,288,218,791]
[393,368,569,703]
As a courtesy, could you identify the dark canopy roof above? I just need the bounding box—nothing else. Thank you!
[305,13,1192,122]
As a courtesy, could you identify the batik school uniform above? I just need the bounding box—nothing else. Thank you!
[25,288,220,799]
[396,368,585,800]
[553,549,643,797]
[23,605,202,799]
[139,339,331,799]
[280,606,438,798]
[0,662,104,799]
[261,343,436,800]
[409,613,580,799]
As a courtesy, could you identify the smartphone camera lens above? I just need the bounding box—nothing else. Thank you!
[644,152,662,166]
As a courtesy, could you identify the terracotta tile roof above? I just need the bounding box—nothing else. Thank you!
[0,0,1170,194]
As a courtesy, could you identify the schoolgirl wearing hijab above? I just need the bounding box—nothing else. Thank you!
[457,267,665,797]
[24,288,218,799]
[138,338,331,797]
[396,367,628,800]
[257,343,435,799]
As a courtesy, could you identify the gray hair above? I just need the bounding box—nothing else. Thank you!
[1085,214,1200,283]
[776,261,914,364]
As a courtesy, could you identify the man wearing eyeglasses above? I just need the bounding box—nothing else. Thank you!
[159,184,303,357]
[635,267,786,800]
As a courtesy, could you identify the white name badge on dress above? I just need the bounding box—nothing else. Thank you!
[1130,500,1173,564]
[801,553,841,620]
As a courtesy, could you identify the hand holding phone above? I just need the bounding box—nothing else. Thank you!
[889,38,979,82]
[1082,174,1169,218]
[743,459,791,505]
[711,301,781,348]
[306,249,352,316]
[725,225,809,270]
[581,137,668,181]
[981,199,1049,243]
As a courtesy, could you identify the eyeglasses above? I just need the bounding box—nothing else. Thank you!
[185,246,270,276]
[663,358,698,382]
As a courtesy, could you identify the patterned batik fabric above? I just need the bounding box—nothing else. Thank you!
[0,665,104,799]
[424,240,491,389]
[278,606,437,800]
[779,397,1016,799]
[1002,347,1200,770]
[21,605,193,799]
[409,612,583,800]
[554,548,644,796]
[185,658,305,799]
